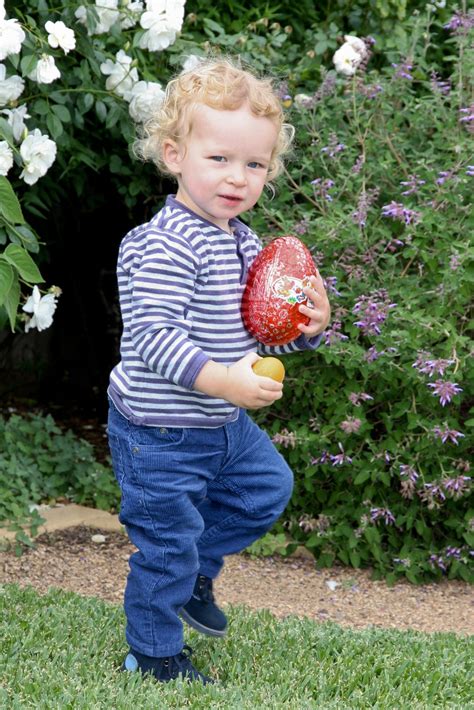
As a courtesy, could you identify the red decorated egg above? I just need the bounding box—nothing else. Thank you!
[242,235,317,345]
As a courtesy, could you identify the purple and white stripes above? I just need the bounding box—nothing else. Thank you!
[109,196,320,427]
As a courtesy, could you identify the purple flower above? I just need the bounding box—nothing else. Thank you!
[385,238,405,253]
[436,169,456,185]
[311,450,331,465]
[348,392,373,406]
[459,104,474,133]
[352,290,397,336]
[323,321,348,346]
[466,165,474,177]
[277,81,290,100]
[381,201,421,225]
[329,442,352,466]
[427,380,463,406]
[340,417,362,434]
[320,134,346,158]
[444,10,474,35]
[323,276,341,296]
[449,253,461,270]
[430,71,451,96]
[294,216,310,235]
[445,547,461,560]
[311,178,335,202]
[429,554,447,572]
[364,345,385,362]
[443,475,471,498]
[392,61,413,81]
[432,425,465,445]
[421,482,446,503]
[400,175,426,196]
[359,84,383,99]
[370,507,395,525]
[412,353,454,377]
[352,155,364,174]
[352,187,379,227]
[400,465,419,483]
[272,429,297,448]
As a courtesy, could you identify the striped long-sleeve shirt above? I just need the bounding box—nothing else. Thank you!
[108,196,321,427]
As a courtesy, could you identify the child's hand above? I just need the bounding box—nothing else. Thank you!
[297,273,331,337]
[224,353,283,409]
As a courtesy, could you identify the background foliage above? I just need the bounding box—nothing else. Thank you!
[0,1,472,582]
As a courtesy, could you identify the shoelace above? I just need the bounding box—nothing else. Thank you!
[197,575,214,603]
[163,644,195,677]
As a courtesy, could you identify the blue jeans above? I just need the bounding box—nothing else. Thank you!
[107,401,294,657]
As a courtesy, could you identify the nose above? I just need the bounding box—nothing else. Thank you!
[226,163,247,186]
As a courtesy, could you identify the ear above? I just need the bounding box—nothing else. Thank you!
[162,139,184,175]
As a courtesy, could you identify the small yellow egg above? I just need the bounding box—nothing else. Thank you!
[252,357,285,383]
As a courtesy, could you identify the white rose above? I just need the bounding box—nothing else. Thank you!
[45,20,76,54]
[0,11,26,61]
[139,0,184,51]
[0,139,13,175]
[344,35,367,59]
[1,104,30,141]
[0,64,24,106]
[120,0,144,29]
[28,54,61,84]
[75,0,120,35]
[333,43,361,76]
[23,285,58,332]
[128,80,165,122]
[100,49,138,99]
[182,54,201,72]
[19,128,57,185]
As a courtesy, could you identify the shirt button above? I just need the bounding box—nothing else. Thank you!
[131,446,139,454]
[159,427,168,434]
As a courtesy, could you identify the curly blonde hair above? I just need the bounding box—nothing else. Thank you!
[133,57,294,182]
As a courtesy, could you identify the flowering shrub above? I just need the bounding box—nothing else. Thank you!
[0,0,472,582]
[250,9,473,583]
[0,0,197,331]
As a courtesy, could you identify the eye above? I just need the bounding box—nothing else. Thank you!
[248,161,266,169]
[210,155,226,163]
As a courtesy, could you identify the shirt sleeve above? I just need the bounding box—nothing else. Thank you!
[126,230,210,389]
[258,333,323,355]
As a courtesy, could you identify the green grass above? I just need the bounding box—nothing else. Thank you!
[0,585,472,709]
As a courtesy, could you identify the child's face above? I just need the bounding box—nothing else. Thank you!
[163,102,278,232]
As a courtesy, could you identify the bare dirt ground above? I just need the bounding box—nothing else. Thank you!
[1,526,472,636]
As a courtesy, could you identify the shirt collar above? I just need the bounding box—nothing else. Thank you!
[165,195,252,240]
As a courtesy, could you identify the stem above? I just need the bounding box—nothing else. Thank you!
[282,166,326,212]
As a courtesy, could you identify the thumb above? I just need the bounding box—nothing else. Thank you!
[243,352,261,367]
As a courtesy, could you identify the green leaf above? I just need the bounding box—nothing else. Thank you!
[95,101,107,122]
[0,260,14,304]
[4,274,20,331]
[52,104,71,123]
[33,99,50,116]
[0,177,25,225]
[3,244,43,284]
[354,470,371,485]
[20,54,37,76]
[46,113,63,139]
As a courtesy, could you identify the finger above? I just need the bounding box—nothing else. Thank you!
[299,302,322,317]
[245,352,262,366]
[256,378,284,392]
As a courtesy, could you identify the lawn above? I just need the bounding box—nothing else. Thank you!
[0,584,472,709]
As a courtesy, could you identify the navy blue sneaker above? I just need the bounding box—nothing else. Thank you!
[180,574,228,637]
[122,645,214,684]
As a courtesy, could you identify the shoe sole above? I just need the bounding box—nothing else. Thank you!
[179,608,227,637]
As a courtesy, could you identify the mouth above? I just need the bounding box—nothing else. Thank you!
[218,194,244,203]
